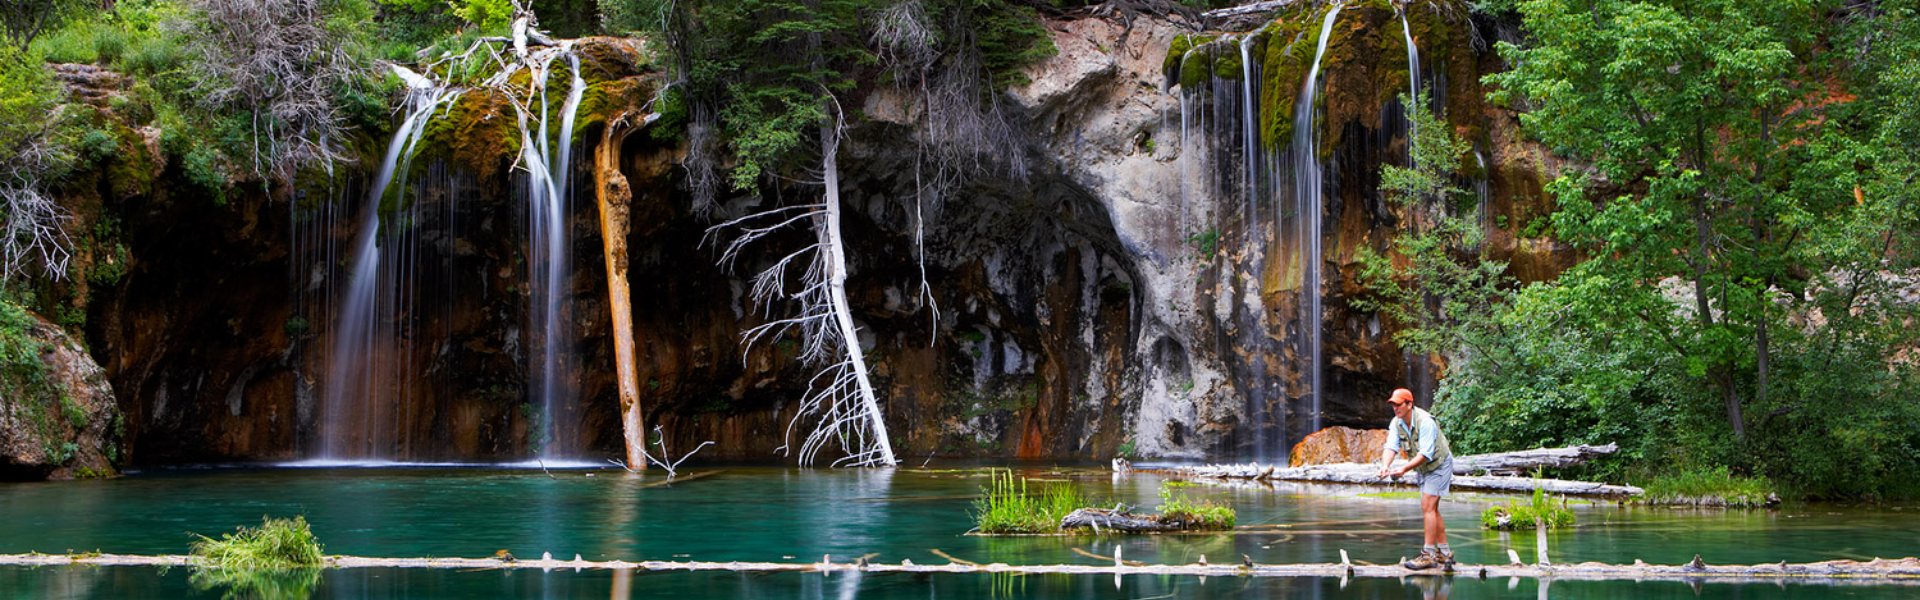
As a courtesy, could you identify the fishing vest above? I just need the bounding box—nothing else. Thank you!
[1392,407,1454,474]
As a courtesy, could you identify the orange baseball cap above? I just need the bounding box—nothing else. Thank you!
[1389,388,1414,404]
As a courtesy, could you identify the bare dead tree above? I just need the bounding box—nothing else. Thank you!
[871,0,1046,341]
[181,0,361,185]
[707,102,898,468]
[0,112,74,282]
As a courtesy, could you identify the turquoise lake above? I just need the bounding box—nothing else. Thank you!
[2,465,1916,598]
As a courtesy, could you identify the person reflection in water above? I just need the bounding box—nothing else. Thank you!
[1412,574,1452,599]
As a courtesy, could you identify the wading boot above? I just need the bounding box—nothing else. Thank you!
[1401,549,1439,570]
[1438,548,1456,572]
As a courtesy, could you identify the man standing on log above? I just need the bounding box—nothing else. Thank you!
[1377,387,1454,570]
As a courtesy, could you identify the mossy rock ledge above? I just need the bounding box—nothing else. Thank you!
[0,310,123,481]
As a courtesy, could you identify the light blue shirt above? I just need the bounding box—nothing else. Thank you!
[1384,407,1452,471]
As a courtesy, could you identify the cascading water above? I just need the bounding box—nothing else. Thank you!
[510,44,587,461]
[317,68,458,461]
[1400,11,1420,152]
[1290,3,1343,439]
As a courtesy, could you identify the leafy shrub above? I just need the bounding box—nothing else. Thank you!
[1480,487,1573,531]
[973,469,1084,534]
[0,297,50,392]
[77,128,117,163]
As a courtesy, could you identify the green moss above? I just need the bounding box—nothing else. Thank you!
[1258,15,1313,149]
[1179,47,1212,89]
[413,90,521,181]
[1163,34,1217,87]
[1212,46,1243,81]
[1163,34,1199,81]
[1356,490,1422,499]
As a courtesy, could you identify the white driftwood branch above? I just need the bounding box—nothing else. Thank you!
[1153,444,1642,497]
[4,553,1917,585]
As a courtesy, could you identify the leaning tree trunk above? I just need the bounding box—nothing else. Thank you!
[596,111,653,470]
[819,122,897,467]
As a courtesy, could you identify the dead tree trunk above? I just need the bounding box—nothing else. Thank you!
[595,110,656,470]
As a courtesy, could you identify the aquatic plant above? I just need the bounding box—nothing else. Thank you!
[1641,466,1777,508]
[190,516,325,570]
[1156,483,1235,530]
[973,469,1084,534]
[1481,487,1574,531]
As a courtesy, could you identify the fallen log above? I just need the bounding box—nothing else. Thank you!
[1058,508,1226,533]
[1139,444,1643,497]
[3,553,1916,585]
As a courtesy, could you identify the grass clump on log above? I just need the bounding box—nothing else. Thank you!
[973,469,1084,534]
[1481,487,1574,531]
[190,516,325,569]
[189,516,325,599]
[1640,466,1778,508]
[1156,483,1235,530]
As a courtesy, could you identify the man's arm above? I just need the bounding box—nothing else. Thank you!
[1391,453,1428,477]
[1378,420,1404,478]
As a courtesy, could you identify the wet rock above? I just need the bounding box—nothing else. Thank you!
[1288,426,1386,467]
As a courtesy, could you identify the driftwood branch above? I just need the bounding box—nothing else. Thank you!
[1058,508,1218,533]
[1144,444,1643,497]
[4,553,1916,585]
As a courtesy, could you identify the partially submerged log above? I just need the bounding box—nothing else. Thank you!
[1059,508,1224,533]
[4,553,1916,585]
[1141,444,1644,498]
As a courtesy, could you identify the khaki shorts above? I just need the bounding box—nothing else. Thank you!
[1412,457,1453,497]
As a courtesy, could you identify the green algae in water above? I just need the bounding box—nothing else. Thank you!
[1356,491,1422,500]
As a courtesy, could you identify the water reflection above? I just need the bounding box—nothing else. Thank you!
[8,566,1920,598]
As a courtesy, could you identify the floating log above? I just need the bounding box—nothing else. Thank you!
[1141,444,1643,498]
[3,553,1916,585]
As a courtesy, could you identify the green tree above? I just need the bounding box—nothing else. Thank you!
[1480,0,1920,495]
[1359,94,1511,362]
[1,0,87,49]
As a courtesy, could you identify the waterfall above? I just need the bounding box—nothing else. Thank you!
[1239,34,1259,217]
[317,69,458,461]
[513,44,587,460]
[1401,11,1420,154]
[1291,3,1343,438]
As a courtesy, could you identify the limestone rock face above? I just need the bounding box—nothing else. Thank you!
[1,312,121,480]
[1288,426,1386,467]
[1006,16,1233,460]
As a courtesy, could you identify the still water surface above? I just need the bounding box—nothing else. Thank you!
[2,465,1915,598]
